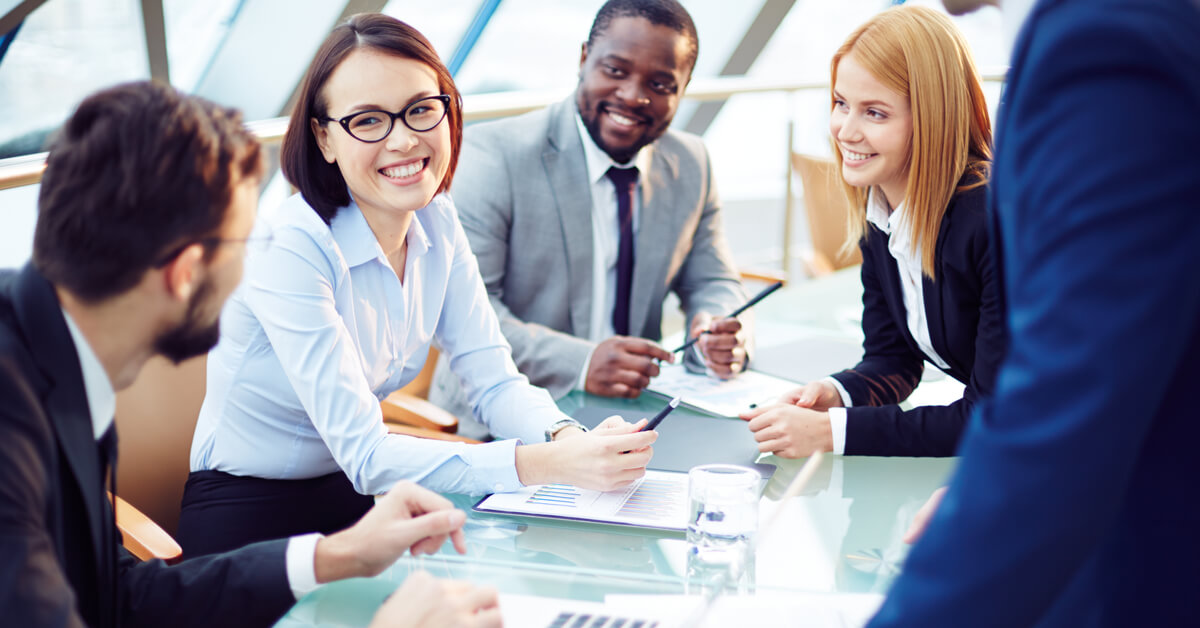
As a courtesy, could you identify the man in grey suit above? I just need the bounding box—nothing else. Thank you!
[431,0,751,437]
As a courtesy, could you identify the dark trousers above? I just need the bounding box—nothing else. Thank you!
[177,469,373,558]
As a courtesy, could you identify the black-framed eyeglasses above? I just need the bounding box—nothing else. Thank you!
[153,234,274,268]
[317,95,451,143]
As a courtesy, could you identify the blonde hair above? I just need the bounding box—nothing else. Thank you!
[831,6,992,279]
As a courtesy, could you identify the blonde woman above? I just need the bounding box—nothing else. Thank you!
[741,6,1005,457]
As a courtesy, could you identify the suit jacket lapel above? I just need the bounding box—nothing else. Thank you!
[12,264,108,583]
[543,99,595,338]
[924,209,952,371]
[631,145,680,335]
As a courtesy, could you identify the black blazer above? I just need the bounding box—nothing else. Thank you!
[831,181,1005,456]
[0,264,295,627]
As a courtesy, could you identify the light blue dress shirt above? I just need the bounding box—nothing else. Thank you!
[190,192,565,496]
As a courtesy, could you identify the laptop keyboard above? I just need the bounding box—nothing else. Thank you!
[545,611,659,628]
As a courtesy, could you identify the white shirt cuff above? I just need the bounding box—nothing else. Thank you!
[828,407,848,456]
[286,532,324,600]
[824,376,853,408]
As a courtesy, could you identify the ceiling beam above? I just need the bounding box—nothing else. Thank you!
[681,0,797,136]
[140,0,169,83]
[0,0,48,37]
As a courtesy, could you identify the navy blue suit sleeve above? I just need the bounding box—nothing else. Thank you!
[118,540,294,628]
[843,205,1004,457]
[0,358,293,628]
[870,3,1200,626]
[832,230,923,409]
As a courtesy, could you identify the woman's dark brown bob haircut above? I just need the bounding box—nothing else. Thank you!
[281,13,464,224]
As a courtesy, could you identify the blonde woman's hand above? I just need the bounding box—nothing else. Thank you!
[740,403,833,458]
[779,380,844,412]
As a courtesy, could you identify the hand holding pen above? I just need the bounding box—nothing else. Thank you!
[673,281,784,377]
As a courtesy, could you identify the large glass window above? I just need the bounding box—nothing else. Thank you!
[0,0,148,158]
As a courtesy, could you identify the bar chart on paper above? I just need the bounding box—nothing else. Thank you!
[475,470,689,531]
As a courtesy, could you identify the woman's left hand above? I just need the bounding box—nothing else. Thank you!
[739,403,834,458]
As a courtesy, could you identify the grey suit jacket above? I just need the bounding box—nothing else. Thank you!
[431,97,746,428]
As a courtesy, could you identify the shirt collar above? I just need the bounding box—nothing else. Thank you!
[574,112,654,185]
[331,197,432,268]
[867,187,916,258]
[61,309,115,440]
[865,187,906,233]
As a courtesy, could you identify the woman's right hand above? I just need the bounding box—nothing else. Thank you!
[515,416,656,491]
[780,380,844,411]
[370,571,501,628]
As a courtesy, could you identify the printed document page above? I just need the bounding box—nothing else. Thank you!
[475,469,689,531]
[648,363,798,417]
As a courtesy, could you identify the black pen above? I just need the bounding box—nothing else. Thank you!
[640,396,681,432]
[671,281,784,354]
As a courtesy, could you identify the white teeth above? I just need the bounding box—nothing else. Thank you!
[382,161,424,178]
[606,111,638,126]
[844,150,873,161]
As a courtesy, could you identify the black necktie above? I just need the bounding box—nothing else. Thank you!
[606,166,638,336]
[98,423,119,627]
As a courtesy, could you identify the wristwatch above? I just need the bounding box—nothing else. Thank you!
[544,418,588,441]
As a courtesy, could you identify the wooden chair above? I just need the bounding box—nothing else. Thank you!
[115,355,207,545]
[790,153,862,276]
[738,267,789,287]
[380,346,481,444]
[110,493,182,563]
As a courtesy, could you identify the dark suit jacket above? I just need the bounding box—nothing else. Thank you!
[832,182,1005,456]
[0,264,295,627]
[869,0,1200,626]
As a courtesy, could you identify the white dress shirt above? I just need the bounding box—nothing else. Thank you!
[826,189,949,454]
[191,193,565,497]
[61,308,320,598]
[572,115,656,388]
[576,114,655,344]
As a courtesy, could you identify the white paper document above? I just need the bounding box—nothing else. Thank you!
[605,592,886,628]
[648,363,799,417]
[474,469,689,531]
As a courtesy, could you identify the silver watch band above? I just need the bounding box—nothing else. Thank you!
[545,418,587,441]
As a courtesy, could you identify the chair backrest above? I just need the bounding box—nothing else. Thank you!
[114,355,206,537]
[791,153,862,275]
[401,345,439,400]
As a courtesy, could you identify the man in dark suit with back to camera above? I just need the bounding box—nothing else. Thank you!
[0,81,500,627]
[431,0,753,437]
[870,0,1200,625]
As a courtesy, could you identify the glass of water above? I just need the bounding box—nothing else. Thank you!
[687,464,761,570]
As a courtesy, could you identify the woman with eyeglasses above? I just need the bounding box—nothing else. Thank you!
[178,13,657,558]
[741,6,1005,458]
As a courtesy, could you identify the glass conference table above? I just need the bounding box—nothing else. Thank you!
[279,269,959,626]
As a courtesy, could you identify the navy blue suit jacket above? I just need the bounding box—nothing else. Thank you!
[0,265,295,627]
[870,0,1200,625]
[833,182,1005,456]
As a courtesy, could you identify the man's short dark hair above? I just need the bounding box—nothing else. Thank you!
[587,0,700,73]
[33,81,262,303]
